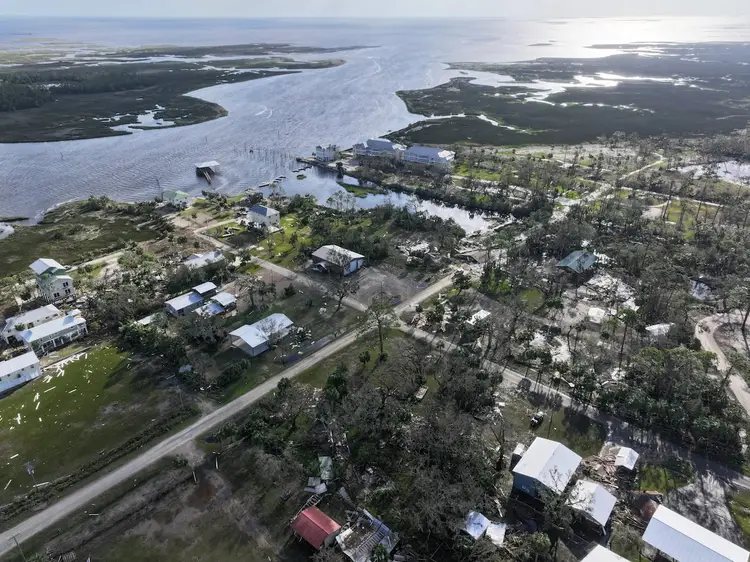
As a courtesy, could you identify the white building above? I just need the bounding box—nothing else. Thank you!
[643,505,750,562]
[230,313,294,357]
[248,205,281,228]
[183,251,225,271]
[1,304,62,344]
[402,145,455,169]
[512,437,582,497]
[312,245,365,277]
[29,258,75,303]
[353,139,404,159]
[466,310,491,327]
[315,144,338,162]
[20,311,88,355]
[0,351,42,394]
[614,447,639,471]
[195,292,237,318]
[581,545,629,562]
[566,480,617,532]
[165,283,220,317]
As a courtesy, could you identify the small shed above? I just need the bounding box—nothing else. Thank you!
[646,323,674,340]
[248,205,281,228]
[556,250,597,274]
[566,480,617,533]
[643,505,750,562]
[312,245,365,277]
[581,545,629,561]
[512,437,582,498]
[463,511,490,540]
[291,506,341,549]
[614,447,639,471]
[466,310,491,327]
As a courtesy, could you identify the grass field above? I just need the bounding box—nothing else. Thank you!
[0,345,175,503]
[730,491,750,547]
[533,406,607,457]
[639,457,694,493]
[0,202,162,277]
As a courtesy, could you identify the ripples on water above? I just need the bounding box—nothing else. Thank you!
[0,17,749,219]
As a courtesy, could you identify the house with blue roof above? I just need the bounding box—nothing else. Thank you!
[248,205,280,228]
[555,250,598,275]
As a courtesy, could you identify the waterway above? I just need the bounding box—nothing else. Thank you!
[1,17,749,219]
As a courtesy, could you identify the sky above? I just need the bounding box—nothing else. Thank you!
[2,0,748,18]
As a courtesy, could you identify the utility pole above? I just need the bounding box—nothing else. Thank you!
[11,535,28,562]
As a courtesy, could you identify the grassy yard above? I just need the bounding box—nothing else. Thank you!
[0,345,176,503]
[730,491,750,547]
[534,406,607,457]
[455,161,502,181]
[638,457,694,493]
[0,201,162,277]
[211,289,362,400]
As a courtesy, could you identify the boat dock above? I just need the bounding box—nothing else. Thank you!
[195,161,221,184]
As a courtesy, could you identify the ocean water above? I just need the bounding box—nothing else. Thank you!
[0,16,749,219]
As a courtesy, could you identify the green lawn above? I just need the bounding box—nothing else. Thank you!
[639,457,694,493]
[455,162,502,181]
[521,288,545,311]
[730,491,750,547]
[536,406,607,457]
[0,345,174,503]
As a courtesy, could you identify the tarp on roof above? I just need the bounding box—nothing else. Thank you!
[463,511,490,540]
[581,545,629,561]
[615,447,639,470]
[29,258,65,276]
[643,505,750,562]
[0,351,39,378]
[556,250,597,273]
[512,437,582,494]
[312,245,364,264]
[291,506,341,549]
[566,480,617,527]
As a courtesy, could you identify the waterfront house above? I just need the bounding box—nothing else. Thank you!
[183,251,225,271]
[402,145,456,169]
[1,304,62,344]
[643,505,749,562]
[353,139,404,159]
[315,144,338,162]
[29,258,75,303]
[248,205,281,228]
[512,437,581,498]
[229,313,294,357]
[20,310,88,355]
[163,190,190,208]
[0,351,41,394]
[312,245,365,277]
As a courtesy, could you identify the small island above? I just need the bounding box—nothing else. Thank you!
[0,43,363,143]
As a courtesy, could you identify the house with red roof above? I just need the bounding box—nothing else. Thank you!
[291,506,342,549]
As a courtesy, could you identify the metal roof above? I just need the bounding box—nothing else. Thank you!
[566,480,617,527]
[556,250,597,274]
[615,447,639,470]
[463,511,490,540]
[643,505,749,562]
[184,251,225,270]
[230,313,293,349]
[581,545,629,561]
[291,506,341,549]
[312,245,365,264]
[29,258,65,276]
[136,314,156,326]
[249,205,279,217]
[195,301,225,318]
[405,145,455,160]
[20,314,86,343]
[2,305,61,333]
[165,291,204,311]
[211,292,236,308]
[0,351,39,378]
[192,282,217,295]
[512,437,582,494]
[364,139,399,151]
[195,160,219,168]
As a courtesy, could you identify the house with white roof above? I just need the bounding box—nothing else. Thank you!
[566,480,617,533]
[1,304,62,344]
[643,505,750,562]
[183,251,225,271]
[0,351,41,394]
[29,258,75,303]
[512,437,582,498]
[315,144,338,162]
[581,545,629,562]
[195,292,237,318]
[312,245,365,277]
[165,282,217,317]
[229,313,294,356]
[402,145,455,169]
[248,205,281,228]
[614,447,639,471]
[20,310,88,355]
[353,139,404,159]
